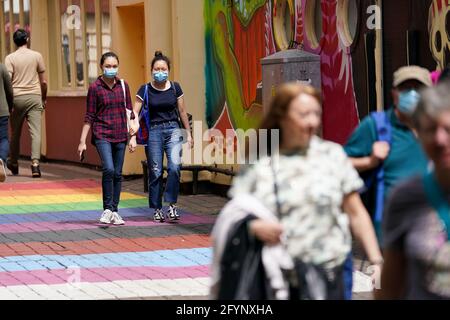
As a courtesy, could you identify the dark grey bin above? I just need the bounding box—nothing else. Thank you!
[261,49,321,113]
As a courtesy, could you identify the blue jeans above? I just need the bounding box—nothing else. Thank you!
[95,139,127,212]
[343,253,353,300]
[0,116,8,162]
[146,121,183,209]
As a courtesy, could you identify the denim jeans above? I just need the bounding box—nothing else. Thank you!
[146,121,183,209]
[343,253,353,300]
[0,116,8,162]
[95,139,127,212]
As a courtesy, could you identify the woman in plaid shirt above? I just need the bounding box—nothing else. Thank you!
[78,52,133,225]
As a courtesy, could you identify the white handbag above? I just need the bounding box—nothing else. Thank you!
[120,79,140,133]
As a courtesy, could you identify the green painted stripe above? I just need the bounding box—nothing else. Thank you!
[0,199,148,215]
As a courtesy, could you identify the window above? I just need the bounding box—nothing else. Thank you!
[0,0,31,61]
[51,0,110,90]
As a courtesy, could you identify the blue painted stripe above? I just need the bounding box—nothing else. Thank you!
[0,207,193,224]
[0,248,213,272]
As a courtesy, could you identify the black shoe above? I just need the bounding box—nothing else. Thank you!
[6,159,18,176]
[31,164,41,178]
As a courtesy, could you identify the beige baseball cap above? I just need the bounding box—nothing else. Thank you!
[393,66,432,87]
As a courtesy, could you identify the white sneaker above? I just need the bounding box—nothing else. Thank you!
[99,209,113,224]
[111,211,125,225]
[153,209,165,222]
[0,159,6,183]
[167,204,180,221]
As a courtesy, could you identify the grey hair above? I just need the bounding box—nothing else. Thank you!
[413,80,450,129]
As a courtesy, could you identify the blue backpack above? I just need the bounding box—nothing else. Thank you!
[362,112,392,240]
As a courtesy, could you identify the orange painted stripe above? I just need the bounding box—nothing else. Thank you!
[0,235,212,257]
[0,187,103,197]
[0,179,99,191]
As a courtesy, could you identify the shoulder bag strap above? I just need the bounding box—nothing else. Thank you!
[120,79,126,108]
[270,157,283,220]
[369,111,392,232]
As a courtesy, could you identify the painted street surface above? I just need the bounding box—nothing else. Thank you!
[0,172,222,300]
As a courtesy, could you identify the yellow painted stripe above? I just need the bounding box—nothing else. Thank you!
[0,192,145,206]
[0,187,103,197]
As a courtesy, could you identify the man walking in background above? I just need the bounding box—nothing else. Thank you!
[0,63,13,182]
[5,29,47,178]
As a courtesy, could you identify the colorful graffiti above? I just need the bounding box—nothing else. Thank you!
[428,0,450,70]
[205,0,360,144]
[204,0,266,133]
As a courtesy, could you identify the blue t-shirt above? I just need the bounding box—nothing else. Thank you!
[344,108,429,200]
[136,82,184,124]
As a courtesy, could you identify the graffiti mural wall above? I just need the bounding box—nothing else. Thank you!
[429,0,450,70]
[204,0,360,144]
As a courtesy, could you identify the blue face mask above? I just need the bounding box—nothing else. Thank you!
[103,68,118,79]
[398,89,420,115]
[153,71,169,83]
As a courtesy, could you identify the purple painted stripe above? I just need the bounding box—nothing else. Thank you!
[0,265,210,287]
[0,214,216,234]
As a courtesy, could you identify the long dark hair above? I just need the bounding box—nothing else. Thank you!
[151,51,171,70]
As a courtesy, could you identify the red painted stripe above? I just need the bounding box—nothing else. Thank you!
[0,265,210,287]
[0,235,212,257]
[0,179,100,191]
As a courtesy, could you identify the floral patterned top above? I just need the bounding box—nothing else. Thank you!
[229,136,364,268]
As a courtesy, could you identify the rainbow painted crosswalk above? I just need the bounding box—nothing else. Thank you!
[0,179,213,299]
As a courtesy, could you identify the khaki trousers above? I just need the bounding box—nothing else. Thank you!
[9,94,43,163]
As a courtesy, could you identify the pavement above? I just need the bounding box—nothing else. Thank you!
[0,160,374,300]
[0,160,226,300]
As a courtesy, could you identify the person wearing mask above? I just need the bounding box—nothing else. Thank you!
[344,66,432,240]
[212,82,383,300]
[129,51,193,223]
[378,81,450,300]
[5,29,47,178]
[78,52,133,225]
[0,63,13,182]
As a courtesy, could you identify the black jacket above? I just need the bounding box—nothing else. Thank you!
[217,215,273,300]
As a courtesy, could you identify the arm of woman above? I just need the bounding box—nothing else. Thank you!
[78,123,91,159]
[78,86,95,158]
[127,99,143,153]
[375,249,406,299]
[248,219,283,245]
[129,99,143,137]
[177,96,193,148]
[342,192,383,267]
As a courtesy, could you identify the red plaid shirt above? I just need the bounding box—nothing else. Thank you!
[85,76,132,143]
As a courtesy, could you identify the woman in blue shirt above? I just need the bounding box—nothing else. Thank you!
[129,51,193,222]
